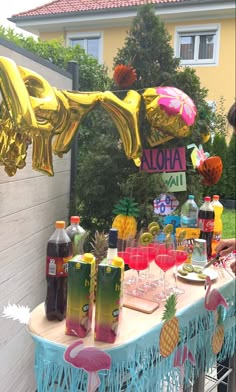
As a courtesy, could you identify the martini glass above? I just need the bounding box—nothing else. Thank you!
[128,253,149,296]
[154,254,175,301]
[167,250,188,295]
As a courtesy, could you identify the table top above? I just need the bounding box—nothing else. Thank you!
[28,262,234,350]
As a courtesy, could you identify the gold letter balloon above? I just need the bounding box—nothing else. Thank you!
[0,57,197,176]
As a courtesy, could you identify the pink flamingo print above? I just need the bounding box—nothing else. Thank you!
[174,345,196,392]
[204,276,228,311]
[64,340,112,392]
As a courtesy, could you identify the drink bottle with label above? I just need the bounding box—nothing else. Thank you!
[45,221,73,321]
[66,216,86,256]
[198,196,215,258]
[180,195,199,228]
[210,195,224,254]
[106,228,118,263]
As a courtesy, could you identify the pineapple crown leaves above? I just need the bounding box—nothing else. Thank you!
[161,294,178,322]
[112,197,139,217]
[90,231,108,254]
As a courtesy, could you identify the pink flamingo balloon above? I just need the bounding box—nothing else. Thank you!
[204,276,228,311]
[64,340,111,392]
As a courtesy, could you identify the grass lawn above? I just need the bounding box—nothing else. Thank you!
[222,209,236,239]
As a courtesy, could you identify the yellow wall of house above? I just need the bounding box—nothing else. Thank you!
[166,18,235,118]
[40,17,235,116]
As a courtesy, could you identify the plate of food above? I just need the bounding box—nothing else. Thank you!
[177,263,218,282]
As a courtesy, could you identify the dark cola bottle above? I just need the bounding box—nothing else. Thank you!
[198,196,215,259]
[45,221,73,321]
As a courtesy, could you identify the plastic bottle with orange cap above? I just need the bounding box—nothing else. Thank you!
[66,215,86,256]
[45,221,73,321]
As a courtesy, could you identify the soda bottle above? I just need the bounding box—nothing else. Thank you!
[180,195,199,228]
[66,216,86,256]
[211,195,224,254]
[45,221,73,321]
[198,196,215,258]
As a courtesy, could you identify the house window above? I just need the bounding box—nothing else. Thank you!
[175,25,220,66]
[68,34,102,62]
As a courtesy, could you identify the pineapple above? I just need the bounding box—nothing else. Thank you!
[212,308,225,354]
[90,230,108,266]
[90,231,108,299]
[112,197,139,240]
[159,294,179,357]
[212,325,224,354]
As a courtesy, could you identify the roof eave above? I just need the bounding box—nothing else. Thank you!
[8,1,235,36]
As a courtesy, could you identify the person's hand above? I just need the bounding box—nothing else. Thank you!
[230,260,236,275]
[215,238,236,257]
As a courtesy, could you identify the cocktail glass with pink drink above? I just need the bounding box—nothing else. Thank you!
[128,253,149,296]
[167,250,188,295]
[154,254,175,301]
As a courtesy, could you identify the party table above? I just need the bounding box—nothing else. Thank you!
[28,265,235,392]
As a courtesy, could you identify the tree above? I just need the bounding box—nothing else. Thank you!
[0,26,111,91]
[224,133,236,200]
[113,4,213,208]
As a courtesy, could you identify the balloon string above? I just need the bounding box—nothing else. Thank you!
[111,87,146,94]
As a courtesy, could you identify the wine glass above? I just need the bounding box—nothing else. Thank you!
[118,250,136,287]
[128,253,149,296]
[154,253,175,301]
[167,250,188,295]
[136,245,156,291]
[151,239,175,288]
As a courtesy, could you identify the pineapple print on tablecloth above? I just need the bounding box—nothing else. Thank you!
[212,308,225,355]
[112,197,139,240]
[159,294,179,357]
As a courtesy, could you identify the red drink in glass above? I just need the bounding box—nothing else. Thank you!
[155,254,175,272]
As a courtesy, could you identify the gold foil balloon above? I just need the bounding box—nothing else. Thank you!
[18,65,62,175]
[53,90,101,155]
[0,56,38,132]
[99,90,142,166]
[143,86,197,140]
[0,103,30,176]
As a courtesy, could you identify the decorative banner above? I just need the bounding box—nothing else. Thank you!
[64,340,112,392]
[162,171,186,192]
[140,147,186,173]
[154,193,179,216]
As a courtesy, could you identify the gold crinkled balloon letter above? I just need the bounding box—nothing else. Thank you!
[1,57,198,177]
[52,90,101,155]
[100,90,142,166]
[0,56,38,132]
